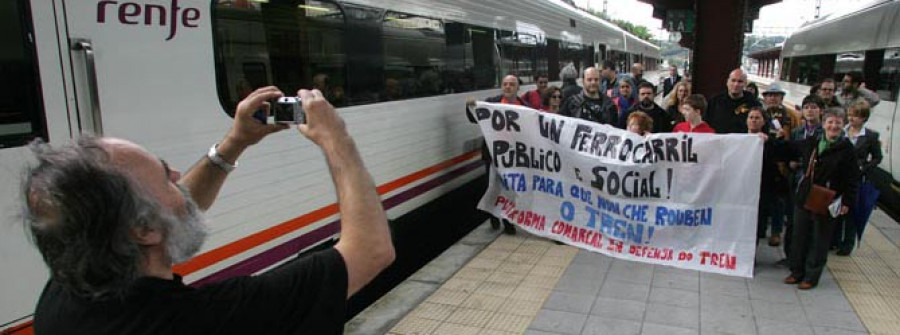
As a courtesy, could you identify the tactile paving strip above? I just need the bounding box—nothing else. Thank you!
[389,231,577,334]
[827,210,900,335]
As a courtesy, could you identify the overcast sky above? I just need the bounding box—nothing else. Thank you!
[572,0,876,38]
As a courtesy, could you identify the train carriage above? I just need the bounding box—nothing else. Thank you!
[0,0,658,332]
[774,0,900,214]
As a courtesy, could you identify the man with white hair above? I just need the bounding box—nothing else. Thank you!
[25,87,395,334]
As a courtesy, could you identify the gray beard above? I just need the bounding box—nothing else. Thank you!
[163,185,208,264]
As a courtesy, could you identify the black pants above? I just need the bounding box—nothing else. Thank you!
[790,206,838,285]
[835,216,857,252]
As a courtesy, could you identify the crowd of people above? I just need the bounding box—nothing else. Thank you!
[18,59,886,334]
[474,63,884,290]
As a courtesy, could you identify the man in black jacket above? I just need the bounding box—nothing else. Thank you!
[705,69,762,134]
[622,82,674,133]
[560,67,619,127]
[662,65,682,97]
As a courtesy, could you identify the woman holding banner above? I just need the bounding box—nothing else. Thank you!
[835,101,883,256]
[785,107,859,290]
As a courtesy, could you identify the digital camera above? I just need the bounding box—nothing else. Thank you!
[273,97,306,124]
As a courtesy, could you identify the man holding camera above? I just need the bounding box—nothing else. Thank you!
[25,87,395,334]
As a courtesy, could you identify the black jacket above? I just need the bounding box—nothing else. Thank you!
[663,75,682,97]
[760,138,791,195]
[704,92,762,134]
[561,80,582,101]
[849,128,883,178]
[791,136,860,209]
[622,103,674,133]
[559,91,619,127]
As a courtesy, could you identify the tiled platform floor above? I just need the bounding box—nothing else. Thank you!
[359,209,900,334]
[388,234,577,335]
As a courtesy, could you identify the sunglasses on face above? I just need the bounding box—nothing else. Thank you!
[551,95,562,98]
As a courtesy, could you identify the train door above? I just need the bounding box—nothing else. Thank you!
[49,0,222,146]
[3,1,224,331]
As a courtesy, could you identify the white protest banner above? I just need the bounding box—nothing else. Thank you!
[471,102,762,277]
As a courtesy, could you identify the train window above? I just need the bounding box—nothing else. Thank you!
[546,39,560,81]
[342,4,381,105]
[792,55,834,86]
[560,41,588,74]
[834,52,864,80]
[470,26,497,89]
[0,0,45,148]
[879,48,900,102]
[498,31,539,84]
[607,50,628,73]
[381,12,446,101]
[534,37,549,82]
[213,0,346,114]
[780,57,791,81]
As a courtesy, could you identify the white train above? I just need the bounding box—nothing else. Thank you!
[772,0,900,213]
[0,0,659,331]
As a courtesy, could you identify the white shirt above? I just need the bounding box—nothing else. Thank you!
[843,125,866,146]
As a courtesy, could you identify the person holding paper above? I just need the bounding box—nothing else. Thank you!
[784,108,859,290]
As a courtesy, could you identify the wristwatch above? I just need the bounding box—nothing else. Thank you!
[207,143,237,173]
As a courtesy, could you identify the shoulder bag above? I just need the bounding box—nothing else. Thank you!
[803,149,837,215]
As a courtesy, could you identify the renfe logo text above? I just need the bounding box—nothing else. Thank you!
[97,0,200,41]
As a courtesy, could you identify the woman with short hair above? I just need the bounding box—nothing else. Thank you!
[834,100,883,255]
[785,106,859,289]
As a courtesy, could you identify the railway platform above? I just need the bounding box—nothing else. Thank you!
[347,208,900,335]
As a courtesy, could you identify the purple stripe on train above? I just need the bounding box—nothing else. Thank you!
[190,160,483,287]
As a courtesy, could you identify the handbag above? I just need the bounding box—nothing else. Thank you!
[802,149,837,215]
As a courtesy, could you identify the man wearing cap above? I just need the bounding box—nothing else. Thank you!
[759,83,799,247]
[762,83,801,139]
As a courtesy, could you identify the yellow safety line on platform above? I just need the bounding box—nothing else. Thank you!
[827,209,900,335]
[388,233,578,335]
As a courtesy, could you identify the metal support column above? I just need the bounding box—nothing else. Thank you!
[690,0,748,97]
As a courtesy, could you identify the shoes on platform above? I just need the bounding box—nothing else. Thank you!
[768,234,782,247]
[798,281,816,290]
[502,220,516,235]
[836,248,852,256]
[783,276,800,285]
[490,218,500,230]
